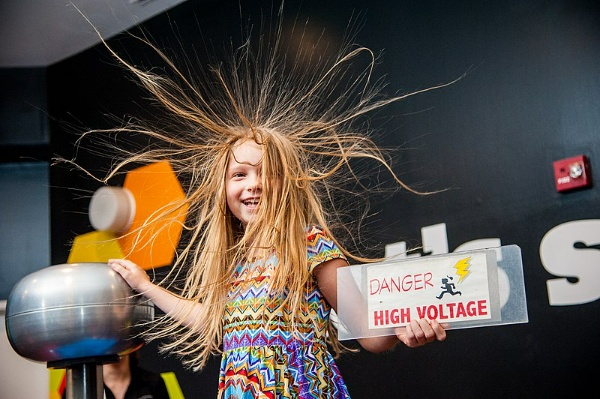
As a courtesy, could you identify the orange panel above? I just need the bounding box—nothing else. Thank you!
[118,161,188,269]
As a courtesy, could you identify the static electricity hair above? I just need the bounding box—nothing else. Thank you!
[60,4,459,371]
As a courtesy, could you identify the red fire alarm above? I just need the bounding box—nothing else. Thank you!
[553,155,592,192]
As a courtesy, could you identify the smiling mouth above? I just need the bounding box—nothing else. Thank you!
[242,198,260,207]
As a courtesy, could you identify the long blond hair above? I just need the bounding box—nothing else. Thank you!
[59,4,458,371]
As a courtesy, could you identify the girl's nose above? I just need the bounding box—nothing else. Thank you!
[246,175,262,191]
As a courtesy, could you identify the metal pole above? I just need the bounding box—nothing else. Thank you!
[49,355,118,399]
[64,362,103,399]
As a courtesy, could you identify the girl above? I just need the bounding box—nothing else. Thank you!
[70,4,450,398]
[109,130,445,398]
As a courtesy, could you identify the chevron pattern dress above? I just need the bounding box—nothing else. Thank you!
[218,226,351,398]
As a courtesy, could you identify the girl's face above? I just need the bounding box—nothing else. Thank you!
[226,139,264,228]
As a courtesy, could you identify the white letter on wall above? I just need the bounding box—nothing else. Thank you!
[540,219,600,306]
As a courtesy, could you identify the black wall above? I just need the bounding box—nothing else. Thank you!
[44,0,599,397]
[0,67,51,300]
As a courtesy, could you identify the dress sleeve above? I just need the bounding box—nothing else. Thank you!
[306,226,347,273]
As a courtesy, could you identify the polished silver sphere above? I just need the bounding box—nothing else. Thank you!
[5,263,154,363]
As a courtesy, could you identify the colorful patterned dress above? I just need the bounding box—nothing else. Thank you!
[218,226,351,398]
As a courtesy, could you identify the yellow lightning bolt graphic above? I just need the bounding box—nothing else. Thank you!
[453,257,471,283]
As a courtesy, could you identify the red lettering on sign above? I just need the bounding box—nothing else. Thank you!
[415,300,489,321]
[372,308,412,326]
[369,272,434,296]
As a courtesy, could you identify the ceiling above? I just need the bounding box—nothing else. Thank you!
[0,0,188,68]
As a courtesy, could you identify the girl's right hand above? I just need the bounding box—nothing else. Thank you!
[108,259,152,293]
[110,258,202,328]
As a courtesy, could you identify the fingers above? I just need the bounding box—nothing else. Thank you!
[407,319,434,346]
[108,259,127,274]
[108,259,145,288]
[108,258,135,269]
[395,318,447,348]
[428,318,447,342]
[435,320,448,340]
[108,259,140,275]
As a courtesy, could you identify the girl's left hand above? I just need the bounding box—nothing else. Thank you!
[394,318,446,348]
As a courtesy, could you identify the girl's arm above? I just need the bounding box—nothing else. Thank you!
[314,258,446,353]
[108,259,204,328]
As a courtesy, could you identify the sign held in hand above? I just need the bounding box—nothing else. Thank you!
[336,245,528,340]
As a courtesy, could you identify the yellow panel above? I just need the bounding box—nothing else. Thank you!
[49,368,66,399]
[67,230,124,263]
[161,371,186,399]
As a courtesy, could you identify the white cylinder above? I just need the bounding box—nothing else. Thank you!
[88,186,136,233]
